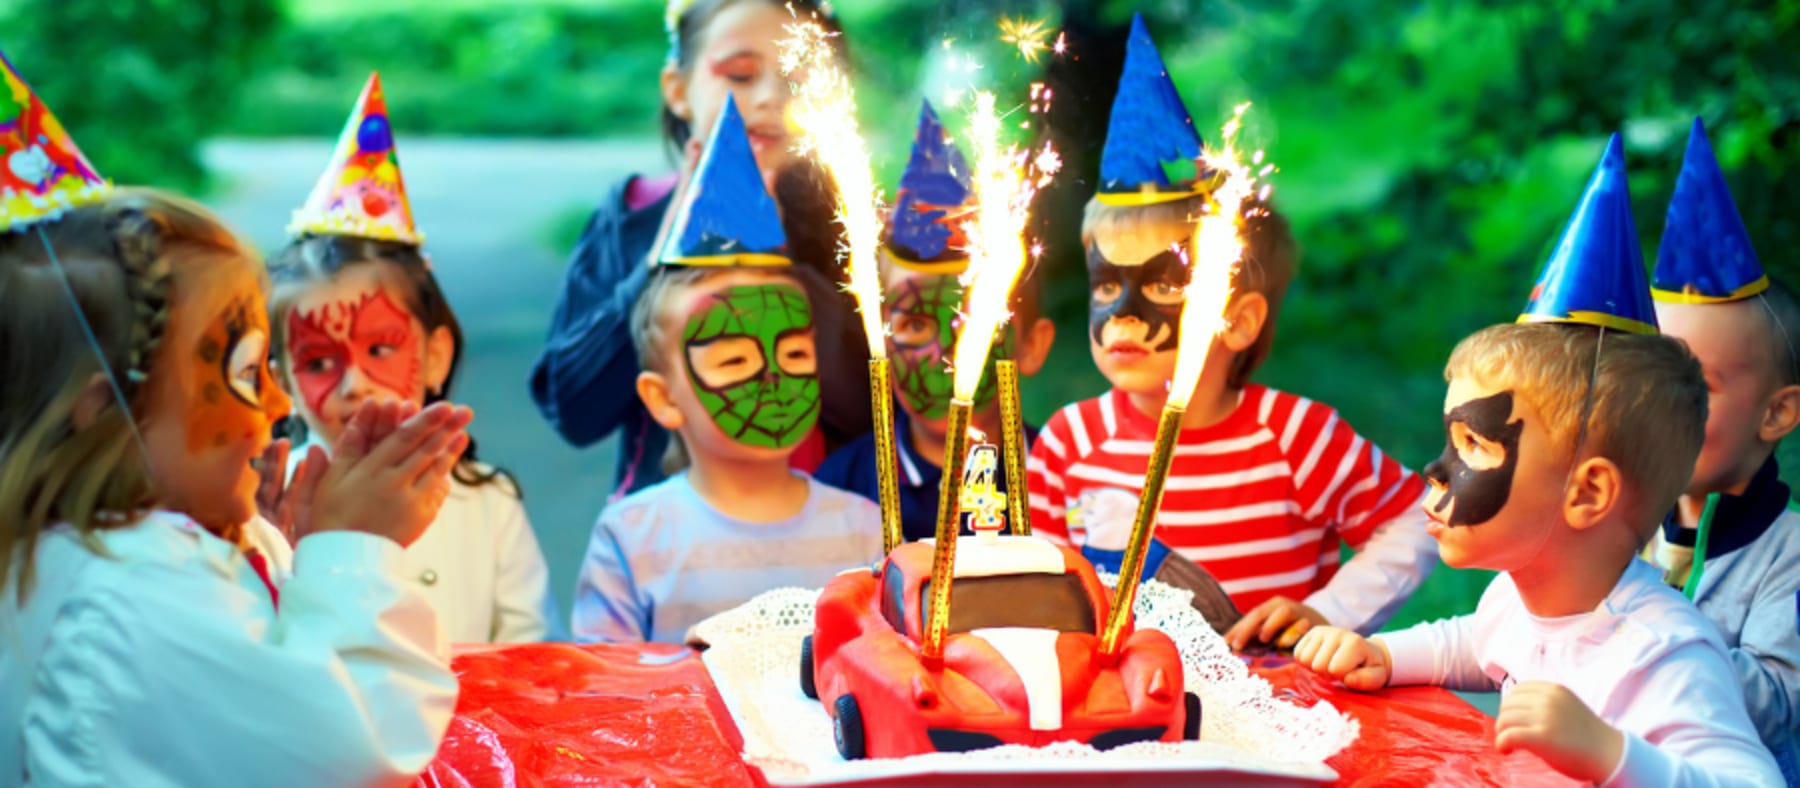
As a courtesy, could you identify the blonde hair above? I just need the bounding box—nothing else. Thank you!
[1081,195,1296,387]
[1445,323,1708,534]
[0,188,252,599]
[628,265,803,473]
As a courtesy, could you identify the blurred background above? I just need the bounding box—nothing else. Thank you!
[6,0,1796,634]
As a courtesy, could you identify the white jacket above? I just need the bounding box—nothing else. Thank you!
[0,510,457,787]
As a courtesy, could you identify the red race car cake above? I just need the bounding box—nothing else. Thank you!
[801,445,1200,760]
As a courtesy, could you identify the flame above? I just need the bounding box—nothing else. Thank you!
[1166,103,1271,410]
[950,91,1059,401]
[1000,16,1054,64]
[778,15,886,359]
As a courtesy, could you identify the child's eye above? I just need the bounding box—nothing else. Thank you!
[1092,281,1122,303]
[1144,281,1186,305]
[369,344,396,359]
[302,357,336,375]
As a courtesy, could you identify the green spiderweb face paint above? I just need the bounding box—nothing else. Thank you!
[682,283,821,448]
[886,276,1011,419]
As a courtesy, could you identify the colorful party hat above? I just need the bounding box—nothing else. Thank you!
[288,73,423,244]
[1096,14,1206,207]
[658,96,789,266]
[0,51,110,233]
[1518,133,1657,334]
[883,100,974,274]
[1652,118,1767,304]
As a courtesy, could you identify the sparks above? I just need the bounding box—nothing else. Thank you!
[778,16,886,358]
[1053,31,1069,56]
[1166,102,1270,410]
[999,16,1053,64]
[949,91,1060,401]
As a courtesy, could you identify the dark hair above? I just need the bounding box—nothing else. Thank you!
[266,235,517,496]
[661,0,848,155]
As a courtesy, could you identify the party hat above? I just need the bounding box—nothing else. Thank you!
[1518,133,1657,334]
[0,51,109,233]
[658,96,788,266]
[288,73,423,244]
[883,100,974,274]
[1652,118,1767,303]
[1096,14,1206,207]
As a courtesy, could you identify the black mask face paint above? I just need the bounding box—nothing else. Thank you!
[1423,390,1525,527]
[1087,243,1186,352]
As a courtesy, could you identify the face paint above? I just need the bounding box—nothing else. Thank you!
[1087,243,1186,351]
[189,296,286,451]
[683,283,821,448]
[885,276,1012,419]
[286,289,423,416]
[1423,390,1525,527]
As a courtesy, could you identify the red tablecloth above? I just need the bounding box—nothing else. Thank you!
[419,644,1573,787]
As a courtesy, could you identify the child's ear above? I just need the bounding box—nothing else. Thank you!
[637,370,685,431]
[1760,383,1800,443]
[1563,456,1622,532]
[70,372,116,429]
[1014,318,1057,376]
[1220,292,1269,353]
[424,325,455,395]
[661,63,691,122]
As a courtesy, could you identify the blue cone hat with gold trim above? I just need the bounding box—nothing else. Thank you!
[883,100,973,274]
[1097,13,1204,207]
[1652,118,1766,304]
[658,96,788,266]
[1518,133,1657,335]
[1,50,110,233]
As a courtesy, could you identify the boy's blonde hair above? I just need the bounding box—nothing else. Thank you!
[1446,323,1708,536]
[1081,194,1296,388]
[628,264,806,473]
[0,188,252,599]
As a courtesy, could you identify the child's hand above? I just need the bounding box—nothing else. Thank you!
[305,400,473,548]
[255,438,332,546]
[1495,682,1623,784]
[1293,627,1391,691]
[1227,596,1328,651]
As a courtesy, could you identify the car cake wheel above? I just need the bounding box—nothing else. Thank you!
[799,635,818,699]
[832,693,866,760]
[1184,691,1203,740]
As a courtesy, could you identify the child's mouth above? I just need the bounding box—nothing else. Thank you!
[1105,341,1150,360]
[747,126,787,155]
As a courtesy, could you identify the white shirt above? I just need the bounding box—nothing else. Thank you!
[0,511,457,787]
[288,449,558,644]
[1382,558,1782,787]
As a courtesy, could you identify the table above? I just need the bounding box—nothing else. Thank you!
[416,644,1571,787]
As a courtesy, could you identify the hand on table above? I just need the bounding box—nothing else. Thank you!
[1227,596,1327,651]
[304,400,474,548]
[1293,626,1391,691]
[1495,682,1623,784]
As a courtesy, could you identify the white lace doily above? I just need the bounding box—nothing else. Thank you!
[693,575,1357,785]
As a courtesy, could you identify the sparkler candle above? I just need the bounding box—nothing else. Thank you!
[1101,104,1263,658]
[995,359,1030,535]
[779,17,905,552]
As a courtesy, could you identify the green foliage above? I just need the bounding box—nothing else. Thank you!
[0,0,282,192]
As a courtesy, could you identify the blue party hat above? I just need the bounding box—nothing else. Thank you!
[1096,13,1205,207]
[1519,133,1657,334]
[658,96,789,266]
[884,100,973,273]
[1652,118,1766,303]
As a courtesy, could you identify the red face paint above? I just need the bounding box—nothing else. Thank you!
[285,289,422,416]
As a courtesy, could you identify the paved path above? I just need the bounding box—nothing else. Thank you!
[206,137,667,625]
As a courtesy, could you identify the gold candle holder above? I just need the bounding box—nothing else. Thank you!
[995,359,1031,536]
[921,398,974,662]
[1100,405,1184,658]
[868,359,903,555]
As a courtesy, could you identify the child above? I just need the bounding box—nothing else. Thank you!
[0,61,465,783]
[531,0,870,498]
[1298,134,1782,785]
[1026,15,1436,646]
[815,101,1056,542]
[1647,119,1800,781]
[268,74,556,644]
[571,98,883,644]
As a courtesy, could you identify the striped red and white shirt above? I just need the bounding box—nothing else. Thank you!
[1028,385,1430,623]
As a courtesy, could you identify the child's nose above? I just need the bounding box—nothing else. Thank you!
[265,383,292,423]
